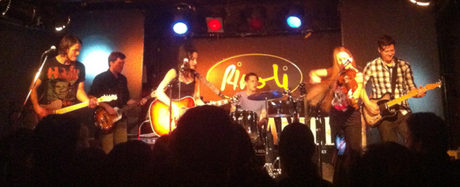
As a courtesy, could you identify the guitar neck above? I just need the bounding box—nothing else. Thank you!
[54,102,88,114]
[207,99,229,106]
[386,85,435,107]
[196,73,226,99]
[386,93,414,107]
[118,95,153,114]
[118,95,152,114]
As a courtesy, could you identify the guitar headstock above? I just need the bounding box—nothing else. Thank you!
[229,94,241,104]
[99,94,118,102]
[425,80,442,90]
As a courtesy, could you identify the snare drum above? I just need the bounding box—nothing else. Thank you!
[230,110,260,143]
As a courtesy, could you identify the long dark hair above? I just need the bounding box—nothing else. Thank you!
[58,35,82,55]
[177,44,197,80]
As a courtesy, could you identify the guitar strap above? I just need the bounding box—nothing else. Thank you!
[391,58,398,100]
[390,57,404,112]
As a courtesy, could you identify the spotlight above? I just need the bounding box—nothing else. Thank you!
[173,21,188,35]
[247,6,267,31]
[172,3,195,35]
[409,0,431,6]
[285,4,305,30]
[54,15,70,32]
[286,16,301,28]
[1,0,38,25]
[206,17,223,33]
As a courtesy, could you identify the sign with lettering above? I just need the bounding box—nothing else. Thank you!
[205,53,303,96]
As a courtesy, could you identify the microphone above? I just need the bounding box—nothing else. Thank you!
[181,58,189,71]
[44,46,56,54]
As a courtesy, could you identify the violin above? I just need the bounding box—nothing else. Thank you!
[337,68,359,108]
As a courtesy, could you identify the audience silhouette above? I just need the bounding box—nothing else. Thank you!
[2,110,460,186]
[405,112,460,186]
[350,142,421,187]
[278,122,332,187]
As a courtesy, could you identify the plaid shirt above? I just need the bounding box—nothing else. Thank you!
[363,57,417,113]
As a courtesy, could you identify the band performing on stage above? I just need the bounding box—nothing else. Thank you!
[8,32,452,187]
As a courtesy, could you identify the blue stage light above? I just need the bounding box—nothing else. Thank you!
[287,16,302,28]
[173,22,188,35]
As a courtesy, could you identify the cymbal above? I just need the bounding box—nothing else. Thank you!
[247,90,284,101]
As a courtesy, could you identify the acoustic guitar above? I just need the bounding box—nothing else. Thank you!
[148,95,240,136]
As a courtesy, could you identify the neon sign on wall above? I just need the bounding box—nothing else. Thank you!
[206,53,303,96]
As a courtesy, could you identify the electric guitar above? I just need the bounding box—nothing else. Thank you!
[362,81,442,126]
[94,91,156,133]
[148,95,240,136]
[39,95,117,119]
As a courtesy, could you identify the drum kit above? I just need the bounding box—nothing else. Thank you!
[230,88,306,178]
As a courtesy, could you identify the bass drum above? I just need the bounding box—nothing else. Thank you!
[230,110,260,143]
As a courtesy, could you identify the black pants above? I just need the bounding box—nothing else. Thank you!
[330,107,362,186]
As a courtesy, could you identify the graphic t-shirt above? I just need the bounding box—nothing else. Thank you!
[332,68,360,111]
[38,57,85,107]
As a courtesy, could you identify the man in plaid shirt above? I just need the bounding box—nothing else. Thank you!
[362,35,426,143]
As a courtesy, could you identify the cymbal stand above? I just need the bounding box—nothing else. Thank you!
[284,89,301,123]
[263,94,281,178]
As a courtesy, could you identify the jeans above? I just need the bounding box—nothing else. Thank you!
[101,118,128,154]
[377,111,411,144]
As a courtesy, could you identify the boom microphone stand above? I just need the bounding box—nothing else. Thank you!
[17,46,56,127]
[168,83,174,134]
[168,58,188,134]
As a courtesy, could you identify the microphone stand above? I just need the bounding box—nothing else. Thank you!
[168,83,174,134]
[16,52,52,127]
[312,60,351,177]
[168,66,183,134]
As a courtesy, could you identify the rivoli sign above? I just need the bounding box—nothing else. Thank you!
[206,53,303,96]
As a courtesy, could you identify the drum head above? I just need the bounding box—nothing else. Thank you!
[230,110,261,144]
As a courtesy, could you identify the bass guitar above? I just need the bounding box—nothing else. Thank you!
[148,95,240,136]
[362,81,442,126]
[39,95,117,119]
[94,91,156,133]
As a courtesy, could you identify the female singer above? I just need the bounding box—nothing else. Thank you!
[155,45,205,121]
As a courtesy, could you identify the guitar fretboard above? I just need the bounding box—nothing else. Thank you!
[207,100,229,106]
[55,102,89,114]
[118,95,153,114]
[196,73,226,99]
[54,95,117,115]
[387,83,440,107]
